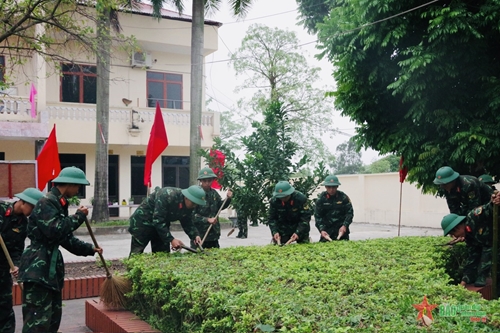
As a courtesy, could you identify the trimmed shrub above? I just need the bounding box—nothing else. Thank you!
[125,237,500,332]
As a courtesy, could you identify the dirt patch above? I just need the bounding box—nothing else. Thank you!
[64,259,127,278]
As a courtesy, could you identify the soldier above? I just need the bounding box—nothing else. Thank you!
[18,167,102,333]
[268,181,312,244]
[314,175,353,241]
[0,188,43,333]
[191,168,232,249]
[129,185,205,255]
[440,192,500,288]
[236,210,248,239]
[433,166,493,216]
[478,174,497,190]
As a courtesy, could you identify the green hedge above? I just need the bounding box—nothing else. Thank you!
[125,237,500,332]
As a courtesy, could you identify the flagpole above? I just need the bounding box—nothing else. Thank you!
[398,182,403,237]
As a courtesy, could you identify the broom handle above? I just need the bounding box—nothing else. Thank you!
[492,199,498,299]
[201,197,229,245]
[0,234,15,271]
[84,219,111,278]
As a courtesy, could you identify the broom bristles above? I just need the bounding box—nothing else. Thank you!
[100,275,132,309]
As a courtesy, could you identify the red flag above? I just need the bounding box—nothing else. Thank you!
[209,149,225,190]
[399,156,408,183]
[144,102,168,186]
[37,124,61,190]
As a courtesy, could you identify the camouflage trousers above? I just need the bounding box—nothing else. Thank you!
[237,215,248,238]
[129,227,171,256]
[22,282,62,333]
[0,268,15,333]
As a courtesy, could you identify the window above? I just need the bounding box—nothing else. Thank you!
[147,72,182,109]
[61,63,97,103]
[59,153,86,197]
[0,152,4,160]
[162,156,190,189]
[0,56,5,82]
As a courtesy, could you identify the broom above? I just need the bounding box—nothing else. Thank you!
[84,219,131,309]
[0,234,22,291]
[200,197,229,246]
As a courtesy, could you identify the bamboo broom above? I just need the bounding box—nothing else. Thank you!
[84,219,131,309]
[0,234,22,291]
[200,197,229,246]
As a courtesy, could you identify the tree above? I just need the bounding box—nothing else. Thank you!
[0,0,104,87]
[297,0,500,192]
[219,108,248,151]
[230,24,335,165]
[333,139,363,175]
[202,101,328,225]
[364,155,400,174]
[148,0,255,185]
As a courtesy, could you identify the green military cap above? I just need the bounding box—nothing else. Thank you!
[273,181,295,198]
[197,167,217,180]
[478,174,496,184]
[52,167,90,185]
[322,175,341,186]
[15,187,44,206]
[433,166,459,185]
[441,213,466,236]
[181,185,207,206]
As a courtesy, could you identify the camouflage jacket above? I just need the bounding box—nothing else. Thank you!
[0,201,28,269]
[193,189,231,241]
[18,187,95,291]
[461,202,499,284]
[441,175,493,216]
[128,187,199,243]
[268,191,311,240]
[314,190,353,235]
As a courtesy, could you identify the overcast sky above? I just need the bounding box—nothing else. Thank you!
[167,0,381,164]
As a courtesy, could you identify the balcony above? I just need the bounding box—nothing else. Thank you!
[0,97,220,147]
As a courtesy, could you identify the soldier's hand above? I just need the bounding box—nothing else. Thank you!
[171,238,184,250]
[492,192,500,205]
[193,236,202,245]
[10,266,19,278]
[94,247,103,255]
[460,281,467,287]
[273,233,281,243]
[207,217,217,225]
[452,235,465,243]
[227,190,233,199]
[77,205,89,216]
[290,233,299,242]
[320,231,330,239]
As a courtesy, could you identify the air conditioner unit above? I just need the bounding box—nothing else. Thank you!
[131,51,152,68]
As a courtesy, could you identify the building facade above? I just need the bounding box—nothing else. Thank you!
[0,4,222,211]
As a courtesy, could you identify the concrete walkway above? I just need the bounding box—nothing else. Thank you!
[13,222,443,332]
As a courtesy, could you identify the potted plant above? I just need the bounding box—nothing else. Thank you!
[67,196,81,206]
[129,197,135,205]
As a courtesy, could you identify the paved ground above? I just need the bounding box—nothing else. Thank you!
[13,222,443,332]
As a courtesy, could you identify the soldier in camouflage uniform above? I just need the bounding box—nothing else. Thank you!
[191,168,232,249]
[268,181,312,244]
[129,185,205,255]
[434,166,493,216]
[0,188,43,333]
[440,192,500,288]
[478,174,497,191]
[314,175,353,241]
[236,210,248,239]
[18,167,102,333]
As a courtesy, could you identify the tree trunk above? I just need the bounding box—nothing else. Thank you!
[91,8,111,222]
[189,0,204,185]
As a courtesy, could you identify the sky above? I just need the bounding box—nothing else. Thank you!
[167,0,381,164]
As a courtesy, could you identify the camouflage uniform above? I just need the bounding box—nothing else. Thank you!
[18,187,96,333]
[0,201,28,333]
[129,187,200,254]
[314,190,353,241]
[236,211,248,238]
[268,191,312,244]
[440,175,493,216]
[191,189,231,249]
[461,203,500,288]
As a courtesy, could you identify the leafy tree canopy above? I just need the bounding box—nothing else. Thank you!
[229,24,336,166]
[332,139,363,175]
[364,155,400,174]
[297,0,500,192]
[202,101,328,225]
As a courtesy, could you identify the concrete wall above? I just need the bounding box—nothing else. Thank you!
[319,173,449,228]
